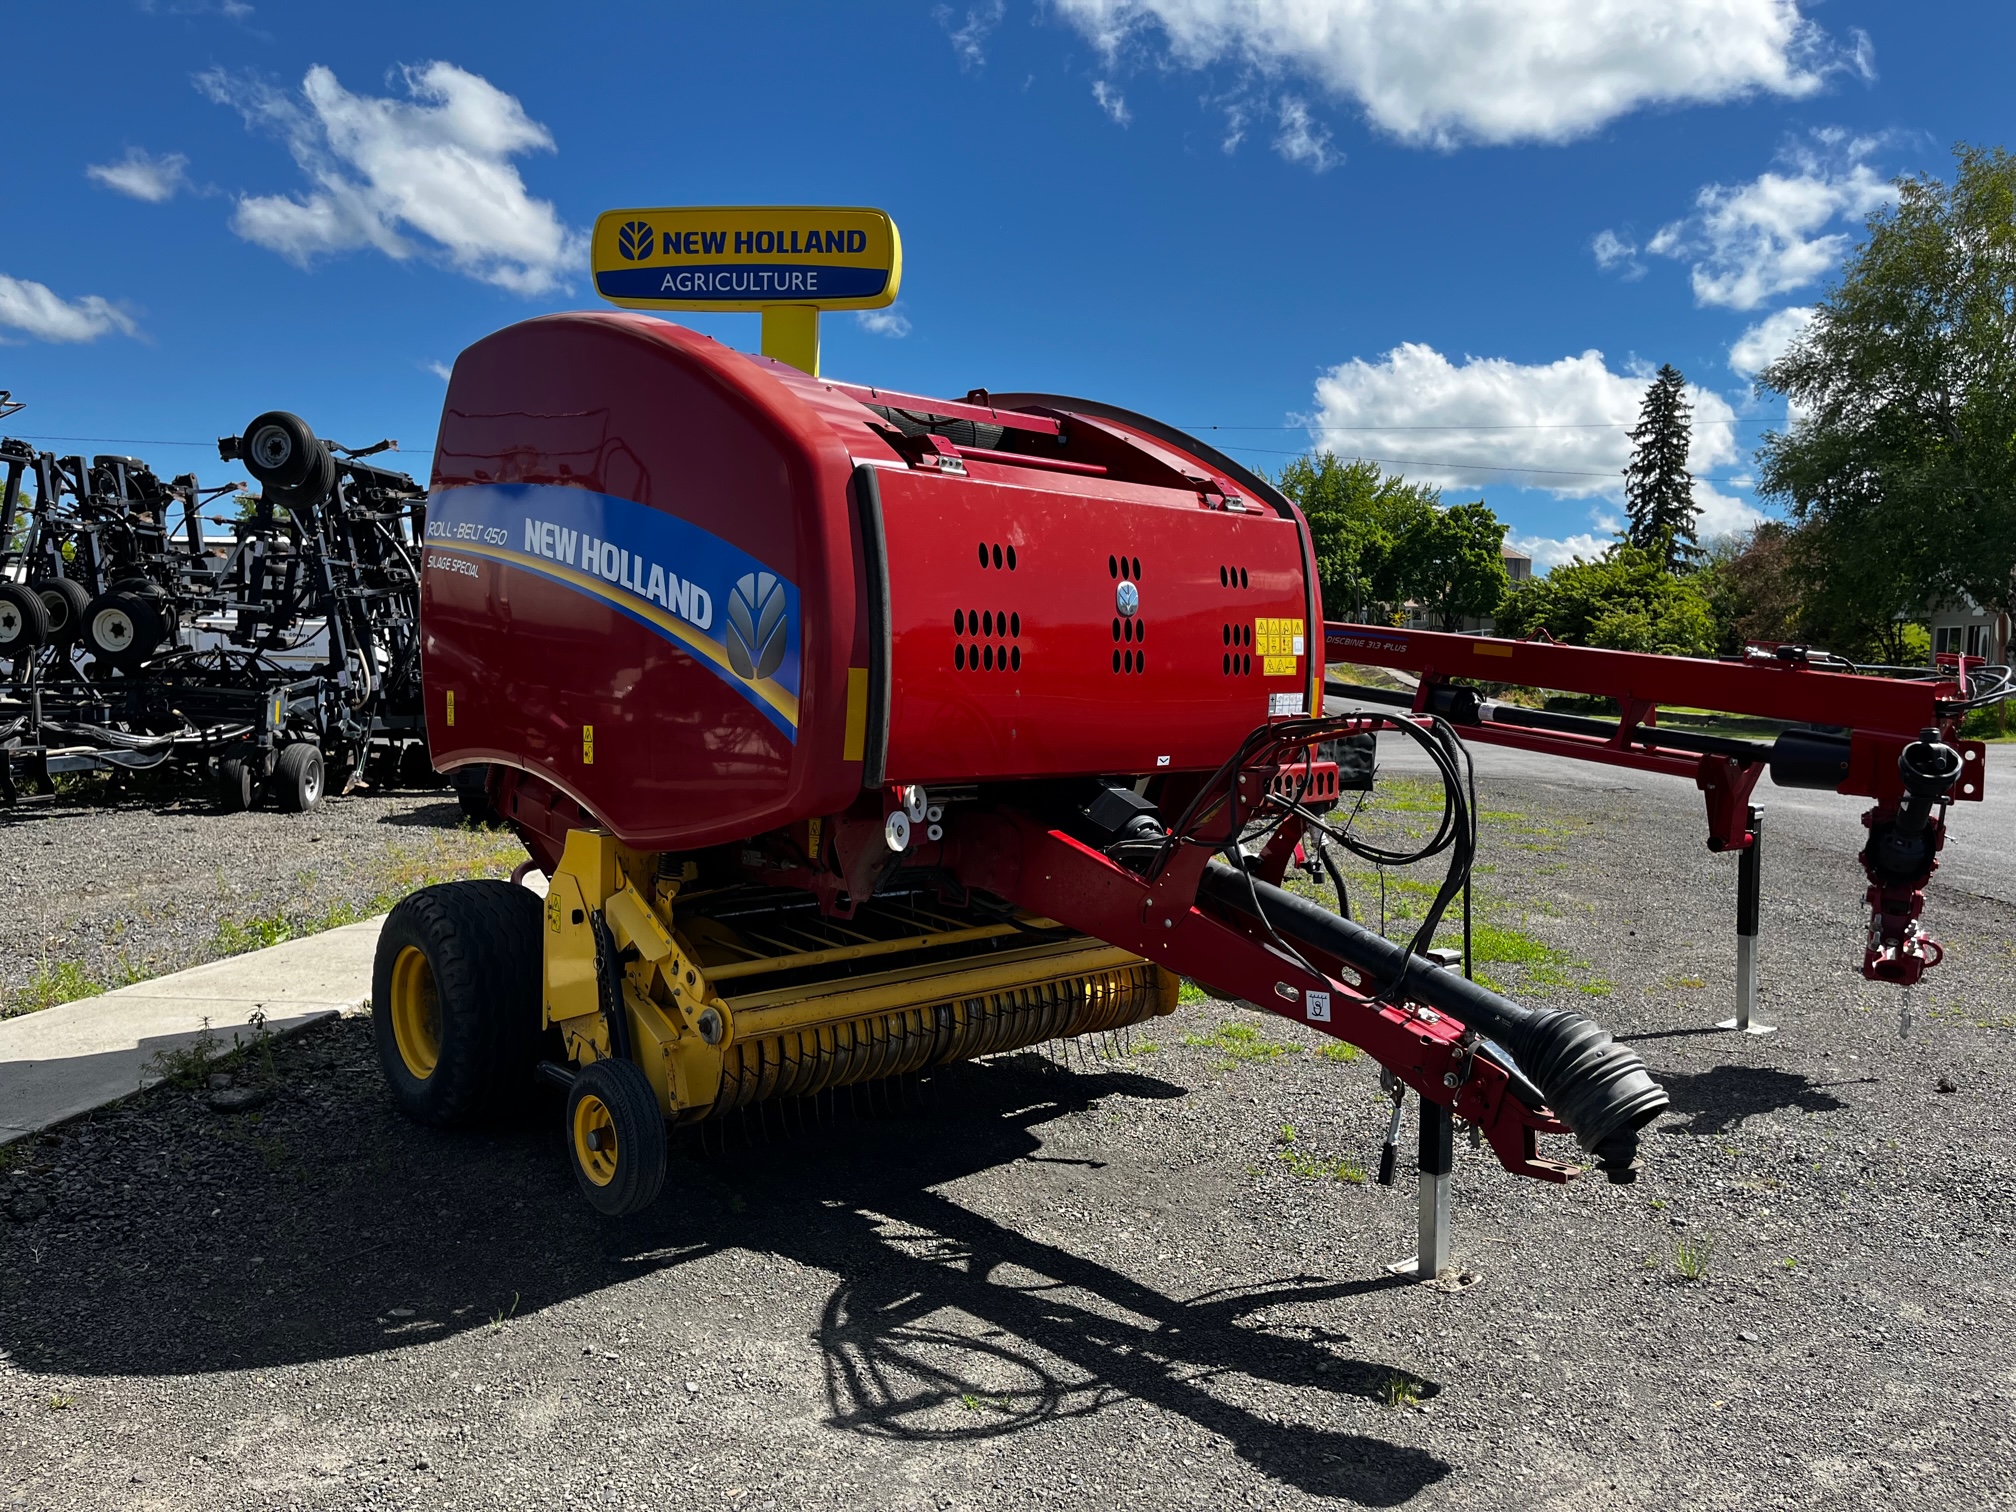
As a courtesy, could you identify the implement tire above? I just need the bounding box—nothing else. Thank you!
[31,577,90,644]
[565,1057,667,1217]
[217,756,256,812]
[274,741,325,813]
[0,582,48,652]
[371,880,545,1127]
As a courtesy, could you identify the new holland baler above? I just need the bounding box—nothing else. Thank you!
[376,310,1666,1215]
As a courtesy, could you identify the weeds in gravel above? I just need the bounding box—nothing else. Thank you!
[1177,979,1210,1006]
[1378,1372,1426,1409]
[1274,1126,1368,1183]
[1182,1020,1301,1070]
[1671,1233,1716,1282]
[209,830,523,959]
[46,1393,72,1410]
[1320,1042,1360,1063]
[491,1292,520,1331]
[1131,1040,1162,1056]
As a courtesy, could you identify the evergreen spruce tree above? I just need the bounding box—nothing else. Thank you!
[1623,363,1701,571]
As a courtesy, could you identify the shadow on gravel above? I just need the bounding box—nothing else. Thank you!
[0,1019,1446,1506]
[1654,1064,1854,1134]
[373,800,472,829]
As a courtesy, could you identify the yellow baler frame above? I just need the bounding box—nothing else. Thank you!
[542,829,1178,1122]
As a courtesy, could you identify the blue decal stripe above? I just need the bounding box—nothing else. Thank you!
[435,541,801,739]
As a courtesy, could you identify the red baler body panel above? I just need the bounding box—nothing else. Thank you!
[423,312,1320,849]
[876,467,1310,781]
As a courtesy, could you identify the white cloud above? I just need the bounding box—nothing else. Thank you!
[199,61,583,295]
[86,147,193,203]
[0,275,137,343]
[935,0,1006,68]
[1053,0,1855,147]
[1272,97,1340,171]
[424,360,454,380]
[1307,342,1739,499]
[1647,130,1894,309]
[856,307,912,338]
[1691,479,1763,538]
[1508,531,1615,571]
[1092,79,1132,124]
[1728,304,1814,377]
[1592,228,1644,279]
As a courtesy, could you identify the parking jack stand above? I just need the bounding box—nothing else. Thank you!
[1718,806,1775,1035]
[1387,1099,1453,1281]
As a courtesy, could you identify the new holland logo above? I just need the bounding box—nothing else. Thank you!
[617,220,656,261]
[725,571,788,682]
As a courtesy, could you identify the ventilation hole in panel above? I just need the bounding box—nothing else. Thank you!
[1112,617,1121,642]
[955,643,965,670]
[992,544,1003,570]
[1010,611,1020,637]
[984,644,994,670]
[1240,567,1249,588]
[978,543,988,568]
[954,608,965,635]
[1112,649,1122,673]
[1006,545,1017,570]
[1010,646,1021,671]
[983,610,993,637]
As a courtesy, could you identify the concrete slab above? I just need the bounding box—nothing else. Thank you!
[0,916,385,1144]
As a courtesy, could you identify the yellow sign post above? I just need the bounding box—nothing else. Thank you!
[590,206,902,377]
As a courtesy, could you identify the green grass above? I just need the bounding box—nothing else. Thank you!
[1273,1125,1367,1183]
[209,826,524,960]
[1671,1232,1716,1282]
[1177,979,1211,1006]
[1181,1019,1302,1070]
[1319,1041,1360,1063]
[4,822,525,1020]
[1378,1372,1426,1409]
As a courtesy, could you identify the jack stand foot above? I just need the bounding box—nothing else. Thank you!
[1388,1101,1453,1281]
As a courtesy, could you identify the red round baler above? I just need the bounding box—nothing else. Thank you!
[378,311,1663,1215]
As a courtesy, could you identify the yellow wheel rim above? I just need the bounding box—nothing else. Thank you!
[573,1094,619,1186]
[388,945,442,1080]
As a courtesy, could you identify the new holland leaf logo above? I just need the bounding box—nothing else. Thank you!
[617,220,655,261]
[725,572,788,683]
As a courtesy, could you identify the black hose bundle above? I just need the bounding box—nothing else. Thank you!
[1197,861,1668,1181]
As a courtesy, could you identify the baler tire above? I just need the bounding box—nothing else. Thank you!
[564,1057,667,1217]
[217,757,256,812]
[0,582,49,652]
[398,741,435,789]
[274,742,325,813]
[451,764,499,825]
[31,578,91,643]
[371,880,545,1127]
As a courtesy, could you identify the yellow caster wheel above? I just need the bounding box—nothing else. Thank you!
[566,1057,667,1216]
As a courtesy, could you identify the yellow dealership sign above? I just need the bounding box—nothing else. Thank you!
[591,206,900,311]
[591,206,901,376]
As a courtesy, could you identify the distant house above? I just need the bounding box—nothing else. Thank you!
[1400,543,1532,634]
[1929,596,2002,666]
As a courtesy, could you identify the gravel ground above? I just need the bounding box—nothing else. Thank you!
[1,769,2013,1511]
[0,784,524,1016]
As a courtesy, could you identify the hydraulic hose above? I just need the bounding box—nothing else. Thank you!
[1197,860,1668,1180]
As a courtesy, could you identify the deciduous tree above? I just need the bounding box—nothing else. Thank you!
[1757,143,2016,666]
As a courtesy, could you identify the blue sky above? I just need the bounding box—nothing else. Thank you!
[7,0,2011,566]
